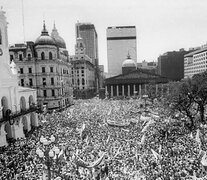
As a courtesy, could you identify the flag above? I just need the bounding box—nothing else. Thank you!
[189,132,193,139]
[195,129,201,144]
[58,149,64,158]
[158,145,162,154]
[201,152,207,166]
[141,134,145,144]
[151,149,160,161]
[106,134,110,144]
[141,119,155,133]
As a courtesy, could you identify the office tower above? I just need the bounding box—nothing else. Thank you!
[158,49,191,81]
[107,26,137,77]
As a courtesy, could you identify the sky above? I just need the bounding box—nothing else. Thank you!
[1,0,207,72]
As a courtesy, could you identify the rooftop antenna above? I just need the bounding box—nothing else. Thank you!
[21,0,26,43]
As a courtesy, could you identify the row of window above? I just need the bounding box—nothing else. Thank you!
[19,67,55,74]
[20,77,56,87]
[194,56,207,62]
[43,89,56,97]
[72,78,85,85]
[10,51,55,61]
[194,52,207,59]
[185,69,206,75]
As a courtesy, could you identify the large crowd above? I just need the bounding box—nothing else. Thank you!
[1,97,207,179]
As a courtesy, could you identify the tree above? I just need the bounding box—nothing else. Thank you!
[192,71,207,123]
[167,79,197,130]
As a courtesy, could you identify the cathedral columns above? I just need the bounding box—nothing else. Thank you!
[133,84,136,95]
[111,85,113,97]
[122,85,124,96]
[139,84,142,98]
[128,85,130,96]
[156,84,158,96]
[116,85,119,96]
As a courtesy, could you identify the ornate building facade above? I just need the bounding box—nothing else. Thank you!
[70,37,96,99]
[0,9,39,146]
[9,23,73,110]
[105,55,169,98]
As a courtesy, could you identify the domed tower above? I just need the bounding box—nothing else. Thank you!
[51,23,66,49]
[122,53,137,74]
[34,21,57,60]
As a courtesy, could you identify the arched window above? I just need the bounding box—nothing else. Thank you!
[77,79,80,85]
[82,78,85,85]
[49,52,53,60]
[28,54,31,60]
[41,52,45,60]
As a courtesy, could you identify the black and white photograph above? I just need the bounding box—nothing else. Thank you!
[1,0,207,179]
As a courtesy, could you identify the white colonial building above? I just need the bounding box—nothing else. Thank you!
[0,9,39,147]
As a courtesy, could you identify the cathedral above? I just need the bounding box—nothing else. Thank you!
[0,9,39,146]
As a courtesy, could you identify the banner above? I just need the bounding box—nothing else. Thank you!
[201,152,207,166]
[75,152,106,168]
[195,129,201,144]
[141,119,155,133]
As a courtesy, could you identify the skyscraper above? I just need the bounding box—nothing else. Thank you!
[107,26,137,77]
[76,22,99,91]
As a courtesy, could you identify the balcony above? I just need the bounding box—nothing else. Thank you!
[0,105,40,123]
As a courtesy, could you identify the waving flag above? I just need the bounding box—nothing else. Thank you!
[141,119,155,133]
[107,108,112,116]
[151,149,160,162]
[201,152,207,166]
[75,152,106,168]
[140,134,146,144]
[195,129,201,144]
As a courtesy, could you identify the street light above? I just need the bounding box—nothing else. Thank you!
[143,94,148,110]
[36,135,61,180]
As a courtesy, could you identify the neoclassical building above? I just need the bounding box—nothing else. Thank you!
[0,9,39,146]
[70,36,96,99]
[105,55,169,97]
[9,23,73,109]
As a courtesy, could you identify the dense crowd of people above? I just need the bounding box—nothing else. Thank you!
[1,97,207,179]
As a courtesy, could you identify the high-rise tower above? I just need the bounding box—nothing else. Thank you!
[107,26,137,77]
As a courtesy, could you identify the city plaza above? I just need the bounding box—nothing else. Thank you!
[1,5,207,180]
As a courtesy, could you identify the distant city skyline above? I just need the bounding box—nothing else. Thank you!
[2,0,207,72]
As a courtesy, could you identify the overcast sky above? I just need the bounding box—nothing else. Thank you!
[2,0,207,72]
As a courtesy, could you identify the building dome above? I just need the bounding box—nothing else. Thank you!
[35,22,57,46]
[51,23,66,49]
[122,54,137,68]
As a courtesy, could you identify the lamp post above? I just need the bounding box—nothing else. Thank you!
[143,94,148,110]
[36,135,61,180]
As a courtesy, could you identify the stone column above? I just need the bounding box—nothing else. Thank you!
[139,84,142,98]
[144,84,147,94]
[128,85,130,96]
[133,84,136,95]
[105,85,108,95]
[122,85,124,96]
[111,85,113,97]
[116,85,119,96]
[156,84,158,96]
